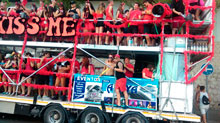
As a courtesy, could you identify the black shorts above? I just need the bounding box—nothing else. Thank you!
[164,25,172,34]
[36,75,49,85]
[105,21,113,33]
[144,24,152,34]
[128,25,138,34]
[96,18,104,27]
[115,21,124,31]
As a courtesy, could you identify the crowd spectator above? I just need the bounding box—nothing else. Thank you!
[7,2,22,17]
[36,52,51,99]
[171,0,185,34]
[142,64,154,80]
[0,0,209,45]
[189,0,205,21]
[82,1,95,44]
[66,1,81,19]
[115,2,125,46]
[53,54,70,101]
[20,52,34,97]
[94,2,105,45]
[4,53,18,96]
[0,2,7,16]
[38,4,49,42]
[124,57,134,77]
[127,2,142,46]
[48,0,57,17]
[101,54,115,76]
[196,86,211,123]
[142,0,153,46]
[113,54,129,109]
[105,0,114,45]
[81,57,93,75]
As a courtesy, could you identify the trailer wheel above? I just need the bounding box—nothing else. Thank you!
[121,114,145,123]
[81,109,104,123]
[43,106,66,123]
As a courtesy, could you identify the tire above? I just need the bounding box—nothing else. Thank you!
[121,114,146,123]
[80,109,104,123]
[43,106,66,123]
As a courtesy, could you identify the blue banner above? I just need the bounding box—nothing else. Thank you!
[72,74,159,111]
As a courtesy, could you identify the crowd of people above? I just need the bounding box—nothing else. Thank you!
[0,0,206,46]
[0,51,154,101]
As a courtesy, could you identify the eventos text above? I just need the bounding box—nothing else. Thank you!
[0,16,76,36]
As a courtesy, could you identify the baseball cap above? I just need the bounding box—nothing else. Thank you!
[70,1,76,4]
[115,54,120,58]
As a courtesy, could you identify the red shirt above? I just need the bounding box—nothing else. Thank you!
[74,60,80,73]
[125,64,134,77]
[129,10,142,25]
[143,4,153,20]
[94,13,104,18]
[118,13,124,19]
[0,10,7,16]
[142,68,153,78]
[37,59,48,72]
[106,5,113,20]
[9,10,20,17]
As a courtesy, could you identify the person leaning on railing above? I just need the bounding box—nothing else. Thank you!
[142,64,154,81]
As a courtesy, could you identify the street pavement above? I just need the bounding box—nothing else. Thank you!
[207,109,220,123]
[0,109,219,123]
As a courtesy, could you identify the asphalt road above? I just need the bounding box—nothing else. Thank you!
[0,109,220,123]
[0,113,42,123]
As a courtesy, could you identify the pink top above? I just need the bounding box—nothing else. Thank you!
[118,13,124,19]
[95,13,104,18]
[81,66,89,74]
[80,64,95,75]
[106,5,113,20]
[25,60,33,70]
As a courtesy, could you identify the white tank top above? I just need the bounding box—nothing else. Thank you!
[200,91,209,107]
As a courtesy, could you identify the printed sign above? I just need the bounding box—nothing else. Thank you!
[72,74,103,103]
[72,74,159,111]
[102,77,159,111]
[0,16,76,36]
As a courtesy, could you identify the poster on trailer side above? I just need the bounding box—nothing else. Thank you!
[72,74,159,111]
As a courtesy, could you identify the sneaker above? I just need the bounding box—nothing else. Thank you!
[42,96,50,100]
[115,105,121,108]
[60,95,66,101]
[10,92,15,96]
[20,94,25,96]
[123,105,129,109]
[25,94,30,97]
[37,95,41,99]
[51,94,58,100]
[2,92,6,95]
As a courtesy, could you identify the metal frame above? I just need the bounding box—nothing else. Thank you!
[0,1,215,121]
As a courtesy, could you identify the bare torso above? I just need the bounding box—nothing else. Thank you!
[105,60,115,76]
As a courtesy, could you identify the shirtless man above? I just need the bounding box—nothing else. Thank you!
[101,54,115,76]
